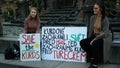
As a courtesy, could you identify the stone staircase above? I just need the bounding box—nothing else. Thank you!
[40,7,85,27]
[2,6,85,37]
[109,17,120,44]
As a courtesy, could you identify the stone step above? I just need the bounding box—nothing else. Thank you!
[45,12,71,14]
[109,18,120,22]
[110,22,120,27]
[40,18,57,21]
[41,14,70,17]
[0,54,64,68]
[50,8,74,11]
[0,62,28,68]
[40,15,60,18]
[40,17,76,21]
[46,22,85,26]
[48,11,72,14]
[109,22,120,32]
[45,8,74,14]
[111,27,120,32]
[41,21,48,24]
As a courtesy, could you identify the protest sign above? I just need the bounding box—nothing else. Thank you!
[19,33,41,61]
[42,27,87,62]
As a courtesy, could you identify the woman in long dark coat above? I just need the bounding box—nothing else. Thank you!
[80,2,112,68]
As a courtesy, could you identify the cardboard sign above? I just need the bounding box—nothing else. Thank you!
[19,33,41,61]
[42,27,87,62]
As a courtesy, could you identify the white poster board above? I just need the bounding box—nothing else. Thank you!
[42,27,87,62]
[19,33,41,61]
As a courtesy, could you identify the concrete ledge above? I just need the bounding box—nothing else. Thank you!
[0,54,65,68]
[0,36,19,41]
[0,36,19,53]
[112,40,120,44]
[0,53,120,68]
[2,23,23,27]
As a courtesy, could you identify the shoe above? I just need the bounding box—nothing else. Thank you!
[88,64,98,68]
[88,66,98,68]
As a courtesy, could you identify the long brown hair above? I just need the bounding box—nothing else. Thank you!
[26,7,40,22]
[95,2,106,21]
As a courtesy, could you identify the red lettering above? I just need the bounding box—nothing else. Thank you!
[56,40,66,45]
[74,52,79,61]
[53,50,86,62]
[59,50,63,59]
[80,53,86,61]
[28,52,32,59]
[64,50,68,60]
[21,51,40,60]
[67,51,74,60]
[22,34,35,44]
[53,50,57,59]
[31,34,35,43]
[22,52,27,59]
[22,35,27,44]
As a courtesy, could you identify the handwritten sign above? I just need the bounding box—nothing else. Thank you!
[19,33,41,61]
[42,27,87,62]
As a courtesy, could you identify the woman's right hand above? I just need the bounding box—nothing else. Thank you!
[90,39,96,46]
[90,40,93,46]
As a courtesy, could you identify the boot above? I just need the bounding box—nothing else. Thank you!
[88,64,98,68]
[88,58,98,68]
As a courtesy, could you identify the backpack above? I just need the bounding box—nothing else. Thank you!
[4,44,20,60]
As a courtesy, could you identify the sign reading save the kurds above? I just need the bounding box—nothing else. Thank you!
[42,27,87,62]
[20,34,41,61]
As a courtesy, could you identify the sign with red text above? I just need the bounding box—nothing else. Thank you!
[19,33,41,61]
[42,27,87,62]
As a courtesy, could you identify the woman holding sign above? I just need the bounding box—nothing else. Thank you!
[23,7,40,33]
[80,2,112,68]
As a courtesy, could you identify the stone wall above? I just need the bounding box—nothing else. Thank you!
[1,22,42,36]
[2,22,23,36]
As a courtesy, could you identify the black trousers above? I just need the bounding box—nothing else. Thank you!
[80,35,103,64]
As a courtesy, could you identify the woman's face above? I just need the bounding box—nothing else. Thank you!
[93,4,101,15]
[30,9,37,18]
